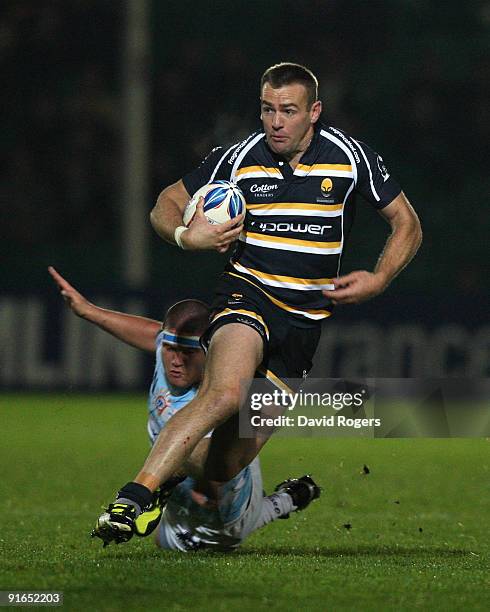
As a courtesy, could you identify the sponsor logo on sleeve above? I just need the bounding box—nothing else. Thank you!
[377,155,390,181]
[227,133,257,165]
[329,127,360,163]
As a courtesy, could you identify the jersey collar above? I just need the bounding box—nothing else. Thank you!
[262,121,323,168]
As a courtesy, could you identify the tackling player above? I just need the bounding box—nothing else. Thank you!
[48,267,320,551]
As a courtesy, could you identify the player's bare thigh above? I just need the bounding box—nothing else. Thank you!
[198,323,263,401]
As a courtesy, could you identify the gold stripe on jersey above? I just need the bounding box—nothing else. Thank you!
[232,261,335,291]
[257,366,294,394]
[247,202,344,217]
[294,163,353,177]
[240,232,342,255]
[211,307,270,339]
[247,202,342,211]
[227,272,333,320]
[235,166,283,181]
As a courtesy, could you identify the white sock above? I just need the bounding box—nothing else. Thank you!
[254,492,295,529]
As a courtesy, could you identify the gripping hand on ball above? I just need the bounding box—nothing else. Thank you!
[181,197,244,253]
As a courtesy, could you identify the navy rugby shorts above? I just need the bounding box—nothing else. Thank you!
[201,273,321,390]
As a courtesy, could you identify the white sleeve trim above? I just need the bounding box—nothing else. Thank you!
[209,145,237,182]
[351,137,380,202]
[230,133,266,182]
[320,129,358,185]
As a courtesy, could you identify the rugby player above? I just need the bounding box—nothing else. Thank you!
[94,61,422,538]
[48,267,320,551]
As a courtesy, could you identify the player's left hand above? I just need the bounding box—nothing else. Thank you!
[322,271,388,304]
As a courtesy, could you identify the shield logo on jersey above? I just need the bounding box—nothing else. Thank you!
[321,178,333,196]
[155,391,171,415]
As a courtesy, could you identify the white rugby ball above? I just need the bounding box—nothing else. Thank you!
[183,180,246,226]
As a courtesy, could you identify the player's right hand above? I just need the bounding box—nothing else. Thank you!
[48,266,93,318]
[181,197,244,253]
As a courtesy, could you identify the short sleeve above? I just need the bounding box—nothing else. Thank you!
[182,147,226,197]
[354,139,402,209]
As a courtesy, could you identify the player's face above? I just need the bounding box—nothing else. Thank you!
[261,82,322,160]
[161,342,205,389]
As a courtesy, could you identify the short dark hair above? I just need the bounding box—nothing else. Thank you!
[163,299,210,336]
[261,62,318,108]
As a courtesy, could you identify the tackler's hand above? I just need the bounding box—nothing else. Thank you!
[48,266,94,318]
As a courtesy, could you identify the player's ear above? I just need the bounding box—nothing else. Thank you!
[310,100,322,123]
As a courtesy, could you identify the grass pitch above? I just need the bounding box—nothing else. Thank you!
[0,394,488,611]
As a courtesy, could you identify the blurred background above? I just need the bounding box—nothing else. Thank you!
[1,0,489,389]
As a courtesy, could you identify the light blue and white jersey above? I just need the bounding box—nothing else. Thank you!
[147,331,199,444]
[158,457,264,551]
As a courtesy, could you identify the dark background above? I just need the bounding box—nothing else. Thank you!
[1,1,489,387]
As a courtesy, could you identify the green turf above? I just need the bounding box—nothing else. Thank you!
[0,394,488,611]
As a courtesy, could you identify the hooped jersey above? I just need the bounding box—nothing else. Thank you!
[182,123,401,321]
[147,331,208,444]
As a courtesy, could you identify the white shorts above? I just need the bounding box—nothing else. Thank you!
[156,457,264,552]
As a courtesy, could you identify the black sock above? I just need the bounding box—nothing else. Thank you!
[116,482,154,515]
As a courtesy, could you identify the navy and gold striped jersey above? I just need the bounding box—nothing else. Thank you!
[182,123,401,321]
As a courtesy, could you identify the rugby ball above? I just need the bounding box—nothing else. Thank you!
[183,180,246,226]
